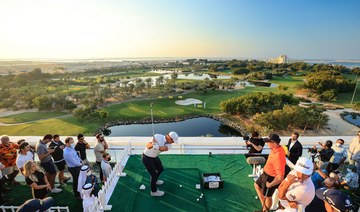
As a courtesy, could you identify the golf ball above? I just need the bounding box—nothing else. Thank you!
[200,196,203,199]
[197,198,199,201]
[255,196,258,199]
[180,185,182,187]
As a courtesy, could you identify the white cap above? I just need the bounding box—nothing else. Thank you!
[294,157,313,175]
[168,131,179,143]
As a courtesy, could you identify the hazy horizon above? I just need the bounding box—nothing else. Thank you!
[0,0,359,60]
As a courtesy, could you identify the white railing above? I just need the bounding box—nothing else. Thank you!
[0,206,69,212]
[87,144,131,212]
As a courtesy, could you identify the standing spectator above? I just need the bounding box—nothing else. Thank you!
[143,131,179,197]
[0,135,20,185]
[330,139,347,170]
[36,134,61,193]
[349,131,360,164]
[63,137,82,199]
[16,142,34,175]
[245,132,265,154]
[75,134,90,166]
[277,157,315,211]
[17,139,35,159]
[101,153,112,182]
[286,132,303,165]
[254,133,286,212]
[340,164,359,190]
[94,133,108,182]
[49,135,70,185]
[23,161,51,199]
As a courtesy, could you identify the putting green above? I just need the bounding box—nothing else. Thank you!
[134,168,206,211]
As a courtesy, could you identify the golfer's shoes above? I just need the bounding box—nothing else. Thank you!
[151,189,165,197]
[156,180,164,185]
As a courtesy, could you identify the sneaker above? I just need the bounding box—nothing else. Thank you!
[50,188,62,193]
[63,177,71,183]
[150,189,165,197]
[54,184,61,188]
[156,180,164,185]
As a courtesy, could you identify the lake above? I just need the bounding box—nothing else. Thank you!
[343,114,360,127]
[107,117,242,137]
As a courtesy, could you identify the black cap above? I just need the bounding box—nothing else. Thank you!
[316,188,354,212]
[264,133,281,143]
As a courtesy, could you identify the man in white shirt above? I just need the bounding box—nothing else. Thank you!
[101,153,112,182]
[16,142,34,175]
[277,157,315,212]
[142,131,179,197]
[330,139,347,170]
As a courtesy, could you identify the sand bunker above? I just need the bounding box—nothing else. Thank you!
[175,98,203,105]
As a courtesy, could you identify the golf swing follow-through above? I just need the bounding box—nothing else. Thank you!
[142,103,179,197]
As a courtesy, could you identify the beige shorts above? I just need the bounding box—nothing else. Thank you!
[2,166,19,176]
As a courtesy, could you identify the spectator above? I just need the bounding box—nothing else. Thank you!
[78,165,99,198]
[23,161,51,199]
[329,139,347,170]
[311,163,336,190]
[254,133,286,211]
[340,164,359,190]
[17,139,35,159]
[277,157,315,211]
[350,131,360,174]
[17,197,54,212]
[285,132,303,177]
[94,133,108,182]
[48,135,70,185]
[16,142,34,175]
[315,188,355,212]
[316,140,335,168]
[0,162,12,205]
[75,134,90,166]
[245,132,265,154]
[0,135,20,185]
[35,134,61,193]
[101,153,112,182]
[63,137,82,199]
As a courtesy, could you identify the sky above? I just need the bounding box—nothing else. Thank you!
[0,0,359,60]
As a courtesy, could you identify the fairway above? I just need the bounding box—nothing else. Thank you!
[134,168,207,212]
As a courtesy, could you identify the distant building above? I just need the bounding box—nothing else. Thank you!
[268,54,288,64]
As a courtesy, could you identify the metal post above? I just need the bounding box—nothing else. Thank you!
[350,73,358,104]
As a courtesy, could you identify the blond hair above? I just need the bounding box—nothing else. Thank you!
[23,161,43,182]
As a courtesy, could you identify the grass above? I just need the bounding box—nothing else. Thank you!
[0,112,67,124]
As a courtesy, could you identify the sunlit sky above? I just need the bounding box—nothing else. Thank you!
[0,0,359,60]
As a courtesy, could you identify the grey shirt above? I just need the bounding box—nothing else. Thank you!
[36,141,52,163]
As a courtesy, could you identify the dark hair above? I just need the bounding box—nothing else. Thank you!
[43,134,53,141]
[337,139,344,144]
[17,139,26,145]
[53,134,60,139]
[19,142,29,153]
[251,132,259,137]
[96,133,102,139]
[77,134,84,139]
[103,152,109,158]
[64,137,73,144]
[292,132,299,138]
[325,140,333,148]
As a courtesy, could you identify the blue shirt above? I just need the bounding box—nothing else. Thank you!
[311,169,327,189]
[63,146,82,168]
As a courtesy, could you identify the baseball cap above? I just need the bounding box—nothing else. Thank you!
[316,188,354,212]
[263,133,281,143]
[168,131,179,143]
[294,157,313,175]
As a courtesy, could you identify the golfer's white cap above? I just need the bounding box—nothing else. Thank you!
[169,131,179,143]
[294,157,313,175]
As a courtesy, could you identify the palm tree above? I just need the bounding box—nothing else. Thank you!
[171,72,178,89]
[145,78,152,94]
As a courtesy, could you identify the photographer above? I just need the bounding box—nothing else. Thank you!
[245,132,265,154]
[309,140,335,169]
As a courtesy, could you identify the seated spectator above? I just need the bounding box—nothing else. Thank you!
[315,188,355,212]
[78,165,99,198]
[311,163,336,190]
[23,161,51,199]
[16,142,34,175]
[0,135,20,185]
[317,140,335,165]
[245,132,265,154]
[277,157,315,211]
[101,153,112,182]
[49,135,70,185]
[330,139,347,170]
[340,164,359,190]
[0,162,12,205]
[75,134,91,166]
[17,197,54,212]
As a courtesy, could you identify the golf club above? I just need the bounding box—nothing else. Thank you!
[150,102,155,136]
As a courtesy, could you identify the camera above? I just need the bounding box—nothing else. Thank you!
[243,135,250,141]
[308,147,317,154]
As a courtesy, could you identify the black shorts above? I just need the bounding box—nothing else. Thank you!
[40,160,57,175]
[54,160,66,171]
[255,172,279,197]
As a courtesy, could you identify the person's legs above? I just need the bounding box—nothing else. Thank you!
[154,157,164,180]
[96,161,103,182]
[6,167,19,184]
[142,156,158,192]
[254,183,265,206]
[41,161,57,189]
[68,167,81,198]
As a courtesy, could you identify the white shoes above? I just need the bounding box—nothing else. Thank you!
[151,189,165,197]
[156,180,164,185]
[51,188,62,193]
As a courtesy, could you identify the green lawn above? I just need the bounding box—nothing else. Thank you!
[0,112,67,124]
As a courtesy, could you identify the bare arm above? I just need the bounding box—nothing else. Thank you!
[29,182,49,190]
[159,146,169,152]
[266,175,284,188]
[278,174,298,200]
[146,142,153,149]
[247,142,263,152]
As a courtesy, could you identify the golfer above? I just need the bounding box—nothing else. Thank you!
[254,133,286,212]
[142,131,179,197]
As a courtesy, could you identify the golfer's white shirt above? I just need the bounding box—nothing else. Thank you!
[143,134,172,158]
[278,170,315,210]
